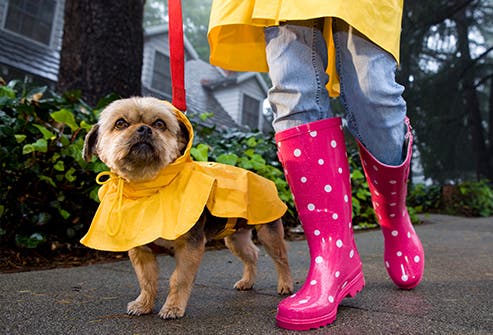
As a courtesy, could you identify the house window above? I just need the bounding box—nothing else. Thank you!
[242,94,260,129]
[4,0,57,46]
[151,51,172,97]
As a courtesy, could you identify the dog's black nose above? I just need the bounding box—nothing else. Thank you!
[137,125,152,136]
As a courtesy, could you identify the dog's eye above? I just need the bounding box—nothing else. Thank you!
[152,119,167,130]
[114,119,129,129]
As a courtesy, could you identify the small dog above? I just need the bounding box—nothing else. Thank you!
[82,97,293,319]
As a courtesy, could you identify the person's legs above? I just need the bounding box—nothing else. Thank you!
[333,19,406,166]
[333,19,424,288]
[265,23,364,330]
[265,20,332,132]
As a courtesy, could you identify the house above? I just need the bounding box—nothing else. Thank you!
[0,0,273,132]
[142,25,272,132]
[0,0,64,87]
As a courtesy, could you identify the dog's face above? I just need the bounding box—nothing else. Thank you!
[83,97,188,182]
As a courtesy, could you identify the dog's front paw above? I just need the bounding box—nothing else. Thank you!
[158,305,185,319]
[233,278,255,291]
[277,281,294,295]
[127,299,153,316]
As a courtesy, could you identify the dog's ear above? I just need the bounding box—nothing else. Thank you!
[177,121,190,154]
[83,124,100,162]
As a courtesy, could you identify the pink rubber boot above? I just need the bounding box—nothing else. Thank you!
[275,118,365,330]
[357,118,424,289]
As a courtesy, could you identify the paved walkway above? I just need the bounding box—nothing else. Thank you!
[0,214,492,335]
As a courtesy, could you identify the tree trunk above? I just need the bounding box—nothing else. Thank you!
[454,8,492,180]
[57,0,144,106]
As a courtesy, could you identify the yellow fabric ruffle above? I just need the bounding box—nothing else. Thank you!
[208,0,403,97]
[80,102,287,252]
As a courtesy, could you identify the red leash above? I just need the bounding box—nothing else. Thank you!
[168,0,187,112]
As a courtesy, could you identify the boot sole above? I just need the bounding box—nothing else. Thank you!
[276,270,365,331]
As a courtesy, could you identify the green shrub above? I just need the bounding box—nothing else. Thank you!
[408,180,493,217]
[1,79,428,253]
[189,115,297,225]
[189,115,387,229]
[408,183,442,213]
[443,180,493,217]
[0,80,113,249]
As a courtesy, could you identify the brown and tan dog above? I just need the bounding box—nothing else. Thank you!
[82,97,293,319]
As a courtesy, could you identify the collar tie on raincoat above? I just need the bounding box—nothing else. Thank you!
[95,171,125,237]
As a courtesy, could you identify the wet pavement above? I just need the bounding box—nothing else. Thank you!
[0,214,492,334]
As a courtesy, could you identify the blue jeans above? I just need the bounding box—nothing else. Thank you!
[264,19,407,165]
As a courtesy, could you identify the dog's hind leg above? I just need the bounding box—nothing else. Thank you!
[225,228,259,290]
[127,246,159,315]
[256,220,294,295]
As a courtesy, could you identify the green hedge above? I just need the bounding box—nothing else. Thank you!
[187,113,386,230]
[6,80,490,252]
[0,80,112,249]
[0,80,376,250]
[408,180,493,217]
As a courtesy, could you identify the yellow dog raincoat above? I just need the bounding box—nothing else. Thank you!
[80,102,287,252]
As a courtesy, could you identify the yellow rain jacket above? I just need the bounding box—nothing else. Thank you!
[208,0,403,97]
[80,102,287,252]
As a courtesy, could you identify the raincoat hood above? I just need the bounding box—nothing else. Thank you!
[80,102,287,252]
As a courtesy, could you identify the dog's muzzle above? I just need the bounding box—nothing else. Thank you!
[137,125,152,137]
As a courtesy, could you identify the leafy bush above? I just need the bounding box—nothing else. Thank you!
[189,116,297,225]
[408,183,442,213]
[189,116,384,229]
[0,80,112,249]
[453,180,493,216]
[441,181,493,217]
[1,79,430,253]
[408,180,493,217]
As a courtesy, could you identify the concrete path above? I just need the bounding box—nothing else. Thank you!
[0,214,492,334]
